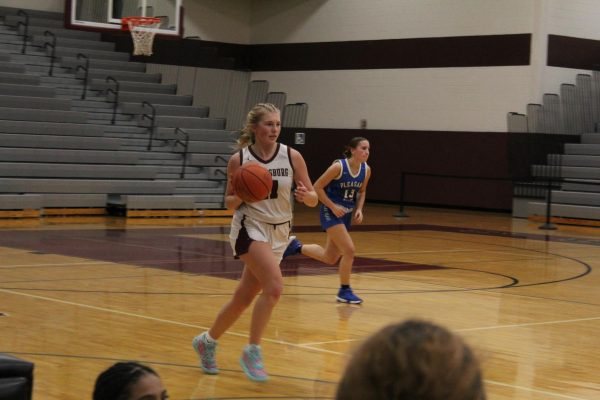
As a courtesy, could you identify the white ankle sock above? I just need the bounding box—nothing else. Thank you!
[204,331,216,343]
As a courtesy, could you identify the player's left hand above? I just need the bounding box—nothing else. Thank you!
[354,209,363,224]
[294,181,309,203]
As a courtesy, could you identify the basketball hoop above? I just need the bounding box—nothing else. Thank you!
[121,16,161,56]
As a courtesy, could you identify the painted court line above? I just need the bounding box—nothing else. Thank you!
[0,261,114,268]
[456,316,600,332]
[484,379,590,400]
[358,249,478,256]
[302,315,600,347]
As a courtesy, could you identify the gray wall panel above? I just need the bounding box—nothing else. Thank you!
[176,66,196,96]
[265,92,286,114]
[225,70,250,130]
[147,63,179,85]
[193,68,231,118]
[245,80,268,112]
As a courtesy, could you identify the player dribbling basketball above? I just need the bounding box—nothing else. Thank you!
[192,103,318,382]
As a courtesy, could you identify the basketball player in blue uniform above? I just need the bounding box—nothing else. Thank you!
[192,103,318,382]
[284,137,371,304]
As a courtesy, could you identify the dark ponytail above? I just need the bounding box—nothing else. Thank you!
[343,136,368,158]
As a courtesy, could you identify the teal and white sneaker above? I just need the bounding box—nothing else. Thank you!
[192,332,219,374]
[240,344,268,382]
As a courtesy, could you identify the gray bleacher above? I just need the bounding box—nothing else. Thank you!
[0,71,40,85]
[509,67,600,222]
[0,178,176,194]
[31,35,115,51]
[144,115,226,130]
[0,120,105,136]
[0,194,42,211]
[0,148,140,164]
[283,103,309,128]
[121,103,209,117]
[77,68,161,83]
[0,94,71,110]
[0,82,54,97]
[0,133,120,150]
[245,80,308,128]
[0,61,25,73]
[265,91,287,113]
[0,108,88,123]
[524,132,600,221]
[109,91,193,106]
[91,79,177,94]
[62,56,147,72]
[245,80,269,112]
[0,8,212,213]
[507,73,600,135]
[0,6,309,215]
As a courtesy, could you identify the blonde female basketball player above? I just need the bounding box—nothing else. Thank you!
[192,103,318,382]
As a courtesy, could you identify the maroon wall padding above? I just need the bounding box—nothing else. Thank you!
[249,34,531,71]
[101,32,531,71]
[548,35,600,70]
[280,128,514,211]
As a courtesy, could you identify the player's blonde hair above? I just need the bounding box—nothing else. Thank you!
[237,103,281,149]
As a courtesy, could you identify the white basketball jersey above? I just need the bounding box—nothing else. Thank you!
[237,143,294,224]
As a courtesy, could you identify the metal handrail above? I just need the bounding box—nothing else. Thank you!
[75,53,90,99]
[141,101,156,150]
[43,31,57,76]
[105,76,119,125]
[214,155,227,164]
[15,10,29,54]
[393,167,600,230]
[173,127,190,178]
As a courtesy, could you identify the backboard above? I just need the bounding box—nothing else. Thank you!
[69,0,182,36]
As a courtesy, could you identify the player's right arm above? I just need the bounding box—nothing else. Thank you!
[314,161,346,217]
[224,152,244,210]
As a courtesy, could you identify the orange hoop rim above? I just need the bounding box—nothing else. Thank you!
[121,16,161,31]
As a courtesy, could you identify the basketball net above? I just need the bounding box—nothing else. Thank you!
[122,17,161,56]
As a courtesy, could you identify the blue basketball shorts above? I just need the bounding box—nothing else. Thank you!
[319,204,353,230]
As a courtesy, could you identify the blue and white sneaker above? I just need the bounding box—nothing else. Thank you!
[240,344,268,382]
[336,287,363,304]
[282,236,302,259]
[192,332,219,374]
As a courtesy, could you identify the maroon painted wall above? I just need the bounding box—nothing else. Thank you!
[279,128,514,211]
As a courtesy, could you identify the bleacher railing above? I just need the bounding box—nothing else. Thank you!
[105,76,119,125]
[173,127,190,178]
[141,101,156,150]
[15,10,29,54]
[75,53,90,100]
[214,155,227,165]
[43,31,57,76]
[213,169,227,179]
[393,170,580,230]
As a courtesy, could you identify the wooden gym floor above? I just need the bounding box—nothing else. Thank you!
[1,203,600,399]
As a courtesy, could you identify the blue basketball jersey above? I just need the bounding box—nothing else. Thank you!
[324,158,367,211]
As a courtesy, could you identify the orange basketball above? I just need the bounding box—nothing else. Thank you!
[233,163,273,203]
